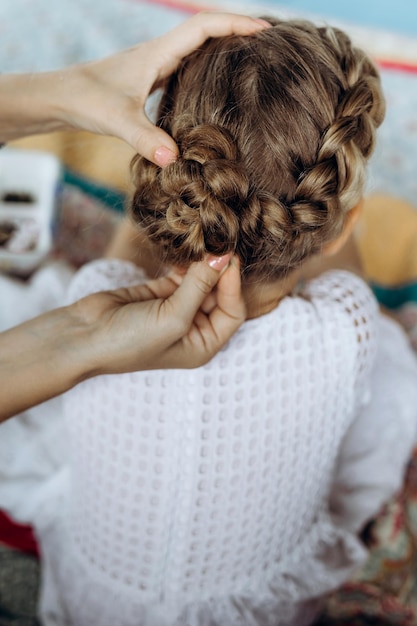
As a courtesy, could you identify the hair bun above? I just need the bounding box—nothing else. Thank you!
[132,124,250,264]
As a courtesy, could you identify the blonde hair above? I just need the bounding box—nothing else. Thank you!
[131,18,385,280]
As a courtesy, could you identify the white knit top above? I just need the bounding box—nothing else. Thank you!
[35,260,389,626]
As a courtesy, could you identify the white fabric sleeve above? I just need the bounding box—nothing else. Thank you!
[329,314,417,533]
[300,271,417,533]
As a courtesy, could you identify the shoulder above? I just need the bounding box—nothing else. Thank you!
[66,259,148,304]
[301,269,377,314]
[300,269,379,392]
[300,270,378,336]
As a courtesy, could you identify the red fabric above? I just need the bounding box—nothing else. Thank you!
[131,0,202,14]
[377,59,417,74]
[0,509,39,558]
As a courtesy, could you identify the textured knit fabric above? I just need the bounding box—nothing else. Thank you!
[34,260,416,626]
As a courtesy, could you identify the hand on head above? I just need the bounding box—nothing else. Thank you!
[62,12,269,166]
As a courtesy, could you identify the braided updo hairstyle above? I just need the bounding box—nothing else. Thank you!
[131,18,385,281]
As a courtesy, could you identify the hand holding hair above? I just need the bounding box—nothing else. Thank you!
[0,255,245,423]
[71,253,245,373]
[0,12,269,165]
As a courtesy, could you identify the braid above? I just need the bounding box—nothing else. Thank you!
[132,125,247,265]
[130,19,385,280]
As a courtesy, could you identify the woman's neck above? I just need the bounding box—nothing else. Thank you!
[242,270,300,320]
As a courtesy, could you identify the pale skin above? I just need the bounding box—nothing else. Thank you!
[0,12,277,422]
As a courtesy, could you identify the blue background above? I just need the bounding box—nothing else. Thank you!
[263,0,417,37]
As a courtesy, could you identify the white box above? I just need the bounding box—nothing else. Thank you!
[0,148,61,275]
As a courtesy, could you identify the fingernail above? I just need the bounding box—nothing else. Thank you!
[154,146,177,167]
[207,254,231,271]
[254,18,272,28]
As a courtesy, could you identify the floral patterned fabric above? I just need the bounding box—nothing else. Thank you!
[317,447,417,625]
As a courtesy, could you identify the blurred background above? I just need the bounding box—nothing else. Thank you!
[266,0,417,36]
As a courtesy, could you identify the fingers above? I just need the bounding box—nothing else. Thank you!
[112,253,233,309]
[207,256,246,342]
[214,256,245,318]
[160,13,270,73]
[123,110,178,165]
[101,254,244,372]
[165,254,232,327]
[143,12,270,166]
[120,274,179,303]
[168,256,245,367]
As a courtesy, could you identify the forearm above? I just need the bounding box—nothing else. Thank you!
[0,305,93,422]
[0,72,75,142]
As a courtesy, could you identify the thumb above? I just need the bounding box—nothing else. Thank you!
[127,112,178,166]
[166,254,232,325]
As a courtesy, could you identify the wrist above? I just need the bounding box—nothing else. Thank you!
[54,301,103,385]
[0,72,72,142]
[0,304,96,422]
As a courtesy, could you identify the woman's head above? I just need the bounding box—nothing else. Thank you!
[131,18,385,281]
